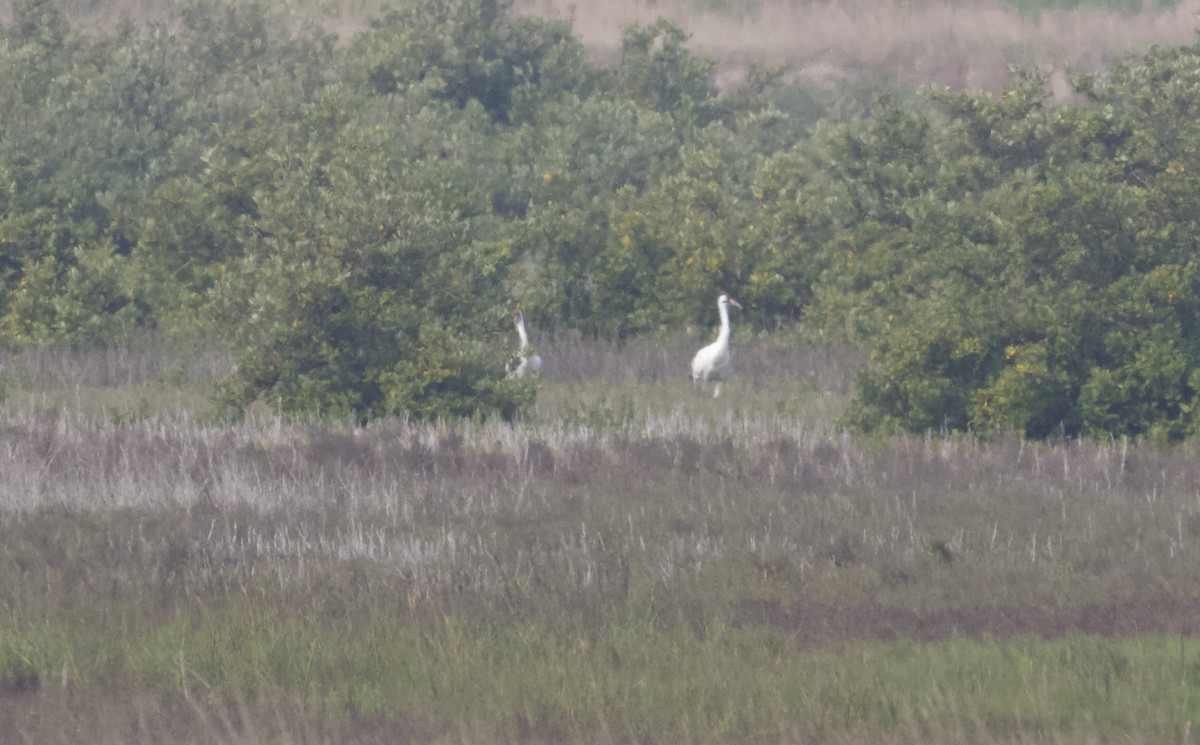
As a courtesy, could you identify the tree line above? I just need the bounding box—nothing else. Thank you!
[4,0,1200,440]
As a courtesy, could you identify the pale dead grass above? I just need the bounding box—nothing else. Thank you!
[517,0,1200,91]
[3,0,1197,93]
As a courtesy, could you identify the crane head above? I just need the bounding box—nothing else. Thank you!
[719,293,742,310]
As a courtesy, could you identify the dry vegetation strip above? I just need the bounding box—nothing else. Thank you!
[518,0,1200,92]
[2,393,1200,638]
[5,0,1200,93]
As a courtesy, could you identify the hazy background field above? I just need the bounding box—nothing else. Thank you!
[6,0,1200,93]
[520,0,1200,93]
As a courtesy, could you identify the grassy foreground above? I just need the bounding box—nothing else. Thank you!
[5,618,1200,742]
[1,335,1200,743]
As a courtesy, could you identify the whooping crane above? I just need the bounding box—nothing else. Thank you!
[507,309,542,378]
[690,293,741,397]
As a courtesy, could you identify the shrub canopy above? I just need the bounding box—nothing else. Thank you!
[6,0,1200,435]
[769,60,1200,440]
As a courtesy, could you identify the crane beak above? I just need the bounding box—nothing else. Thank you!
[728,298,742,310]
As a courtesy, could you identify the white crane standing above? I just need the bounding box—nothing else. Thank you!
[690,293,741,397]
[507,309,542,378]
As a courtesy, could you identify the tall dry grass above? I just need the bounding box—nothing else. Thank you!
[536,330,863,392]
[3,0,1198,93]
[2,355,1199,612]
[3,339,1200,741]
[519,0,1200,92]
[0,334,233,389]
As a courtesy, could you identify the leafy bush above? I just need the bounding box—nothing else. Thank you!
[188,93,534,419]
[804,55,1200,439]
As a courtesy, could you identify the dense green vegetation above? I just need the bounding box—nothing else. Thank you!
[796,65,1200,441]
[5,0,1200,432]
[0,0,807,422]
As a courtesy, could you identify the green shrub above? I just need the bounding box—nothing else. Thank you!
[802,56,1200,439]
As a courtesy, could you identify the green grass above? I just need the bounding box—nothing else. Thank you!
[5,609,1200,741]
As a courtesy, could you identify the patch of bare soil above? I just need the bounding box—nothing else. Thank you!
[733,595,1200,647]
[518,0,1200,93]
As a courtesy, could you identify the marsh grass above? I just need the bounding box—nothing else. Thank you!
[2,338,1200,740]
[0,334,233,419]
[6,611,1200,742]
[4,0,1200,734]
[0,334,233,388]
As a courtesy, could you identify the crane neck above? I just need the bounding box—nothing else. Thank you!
[716,301,731,345]
[516,319,531,348]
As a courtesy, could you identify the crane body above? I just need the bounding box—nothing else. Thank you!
[508,309,542,377]
[690,294,741,397]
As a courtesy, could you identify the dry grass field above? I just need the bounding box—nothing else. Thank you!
[5,0,1200,93]
[2,336,1200,742]
[520,0,1200,92]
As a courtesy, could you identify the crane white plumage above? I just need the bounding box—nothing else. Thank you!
[507,309,542,378]
[690,293,741,397]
